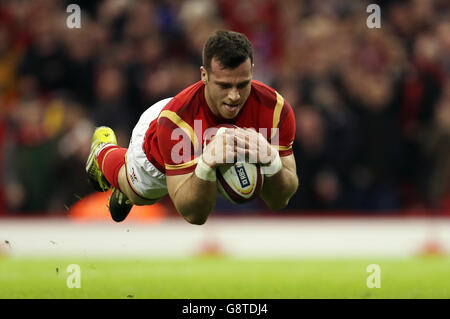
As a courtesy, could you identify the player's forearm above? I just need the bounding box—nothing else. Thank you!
[261,166,298,210]
[172,175,217,225]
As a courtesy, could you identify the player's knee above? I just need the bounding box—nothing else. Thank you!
[117,166,141,204]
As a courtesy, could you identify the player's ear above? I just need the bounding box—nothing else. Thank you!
[200,66,208,84]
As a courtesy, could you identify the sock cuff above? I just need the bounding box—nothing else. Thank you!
[97,145,120,172]
[97,146,127,189]
[95,143,117,157]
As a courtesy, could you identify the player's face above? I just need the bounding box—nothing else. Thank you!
[202,57,253,120]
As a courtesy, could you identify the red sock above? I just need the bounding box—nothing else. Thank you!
[97,146,127,189]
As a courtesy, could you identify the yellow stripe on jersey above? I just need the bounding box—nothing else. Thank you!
[271,91,284,139]
[159,110,200,153]
[277,144,292,151]
[165,157,199,170]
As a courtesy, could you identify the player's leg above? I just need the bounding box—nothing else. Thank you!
[88,136,159,222]
[116,166,160,205]
[86,127,134,221]
[95,143,133,222]
[86,98,172,222]
[114,99,173,212]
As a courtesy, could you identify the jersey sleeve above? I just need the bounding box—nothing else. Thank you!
[270,92,296,157]
[277,100,296,156]
[157,110,200,176]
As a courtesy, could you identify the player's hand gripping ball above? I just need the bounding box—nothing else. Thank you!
[204,125,264,204]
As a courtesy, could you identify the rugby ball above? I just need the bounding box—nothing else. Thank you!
[205,124,264,204]
[217,161,264,204]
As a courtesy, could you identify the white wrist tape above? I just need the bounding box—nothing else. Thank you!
[260,152,282,177]
[195,156,216,181]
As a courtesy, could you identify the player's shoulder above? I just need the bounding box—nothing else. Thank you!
[163,81,203,113]
[158,81,203,125]
[250,80,287,110]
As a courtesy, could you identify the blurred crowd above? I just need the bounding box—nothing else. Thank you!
[0,0,449,215]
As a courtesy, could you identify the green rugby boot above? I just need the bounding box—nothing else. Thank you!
[86,126,118,192]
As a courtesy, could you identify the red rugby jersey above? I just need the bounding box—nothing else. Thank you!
[143,80,295,176]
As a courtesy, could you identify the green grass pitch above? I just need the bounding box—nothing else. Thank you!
[0,257,449,298]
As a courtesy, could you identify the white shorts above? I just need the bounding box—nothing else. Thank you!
[125,97,173,200]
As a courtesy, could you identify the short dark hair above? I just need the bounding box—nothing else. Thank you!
[202,30,253,72]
